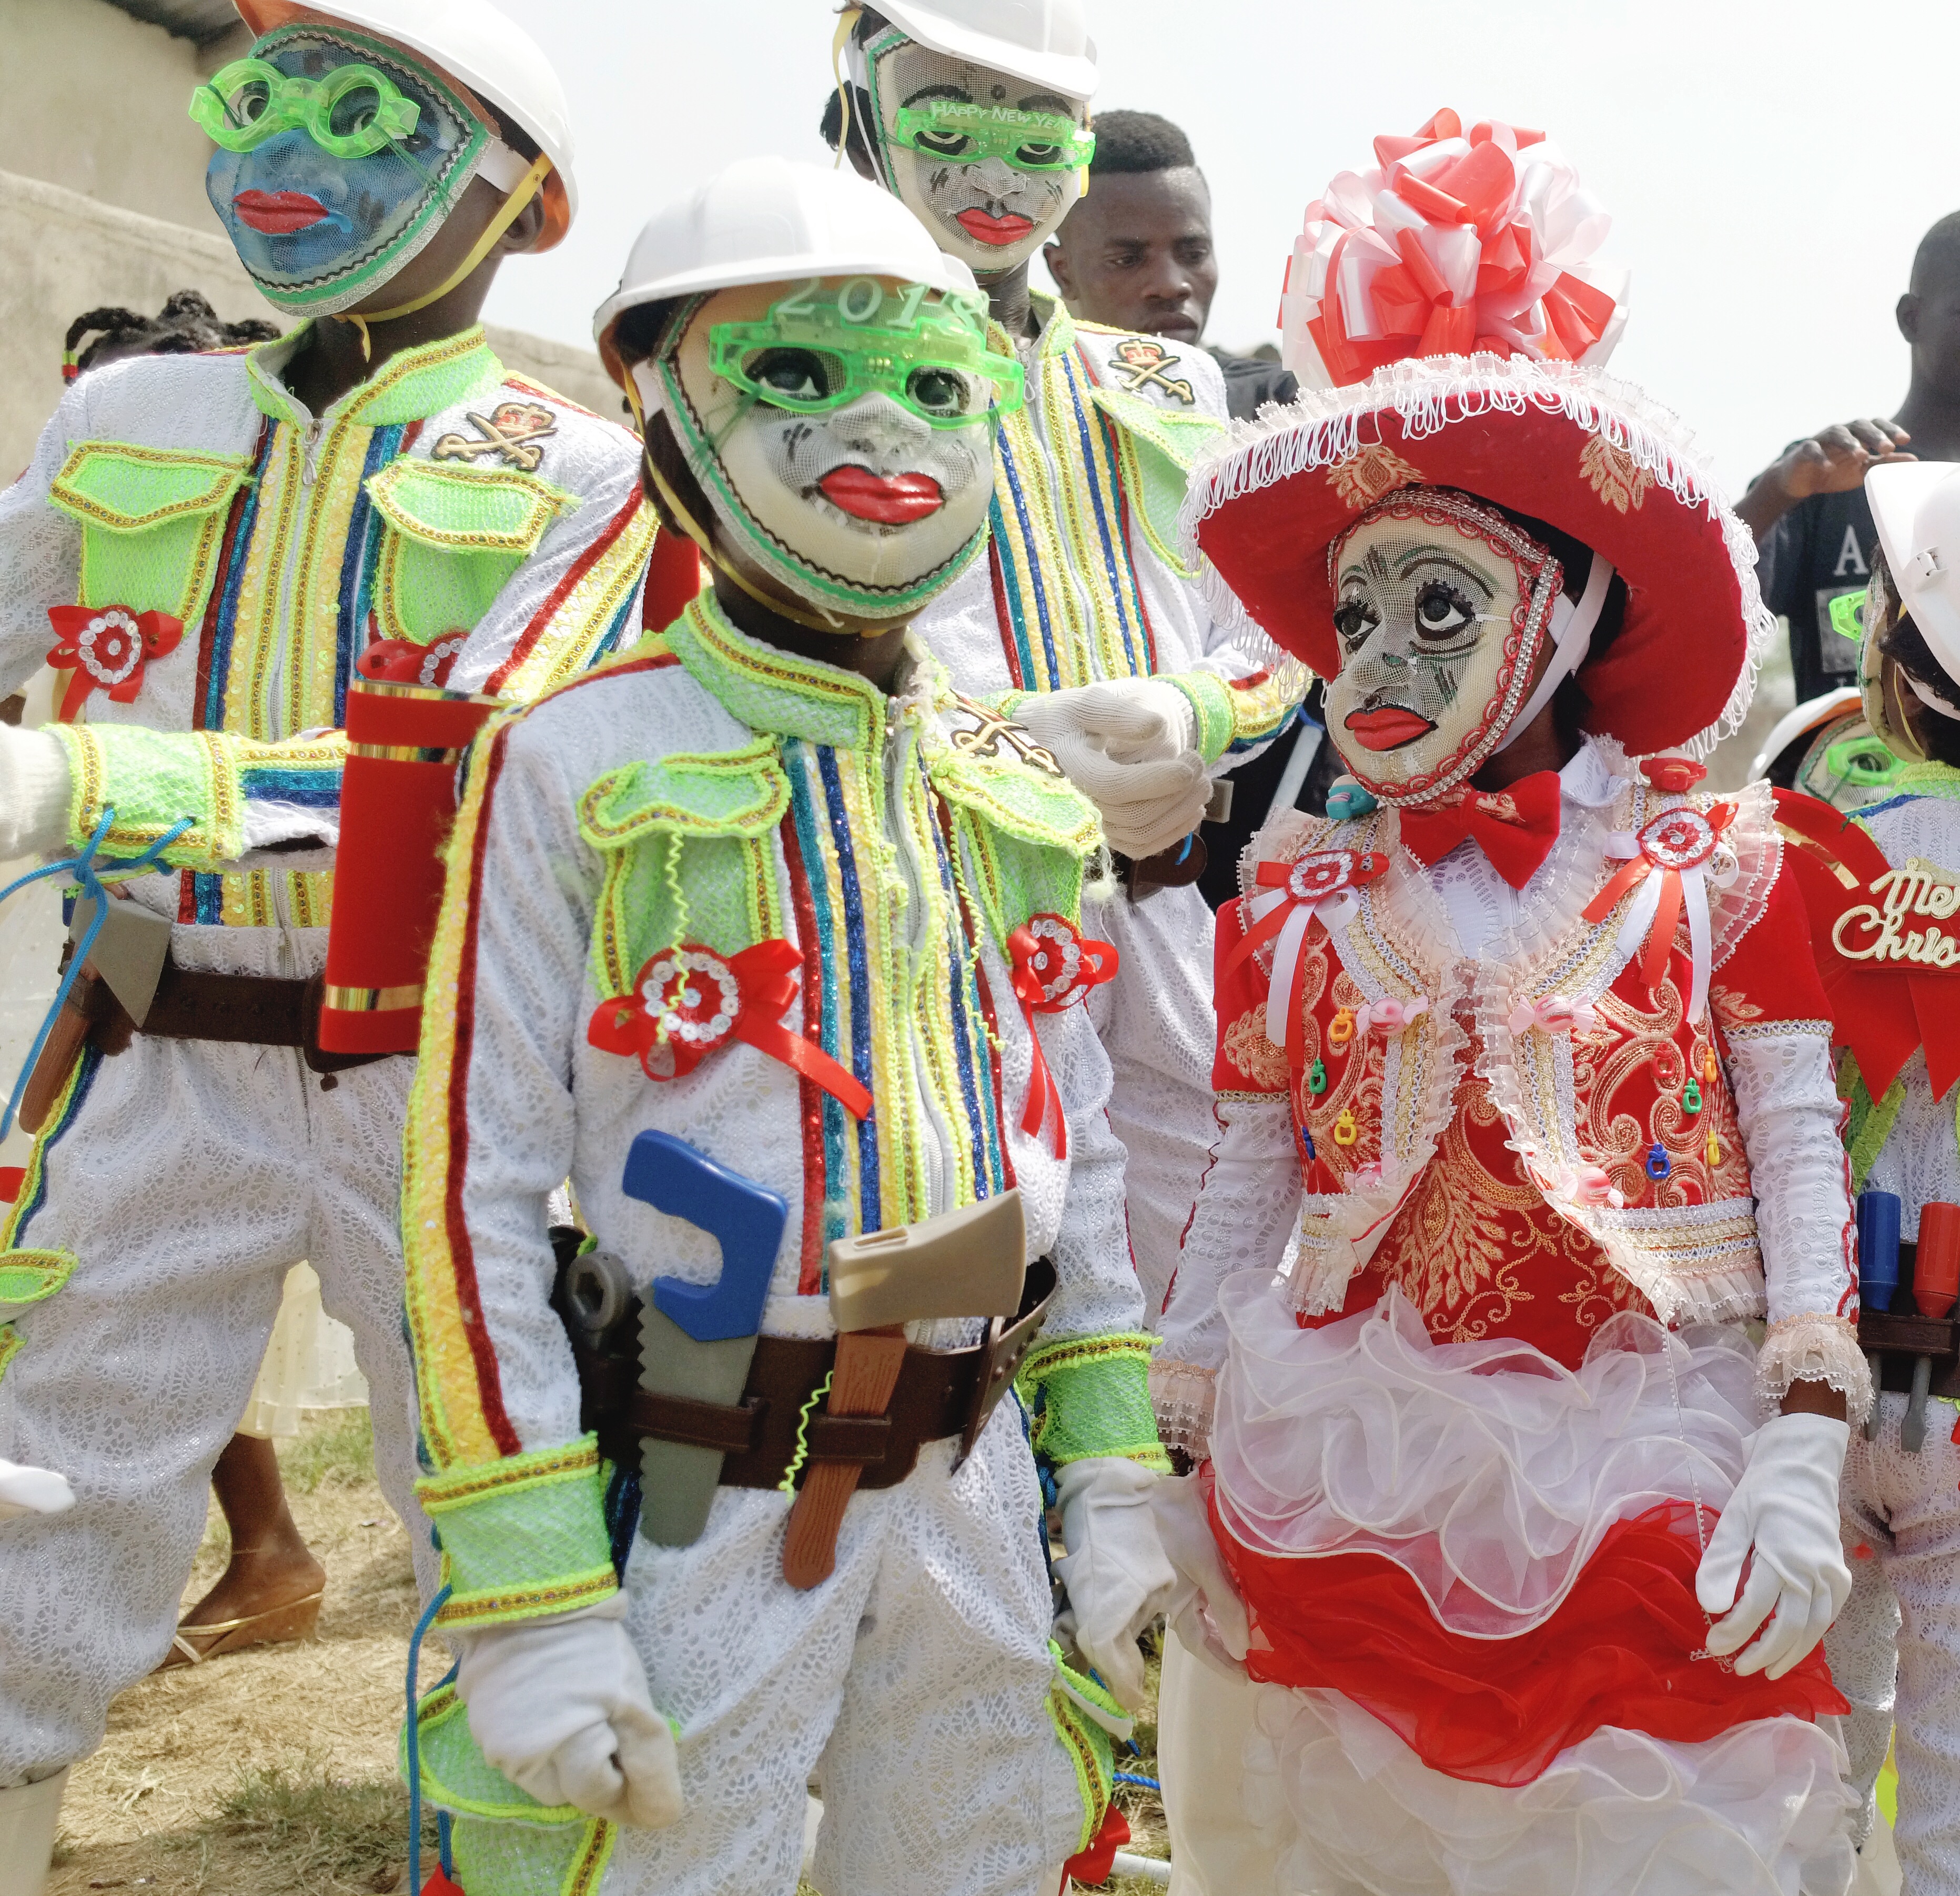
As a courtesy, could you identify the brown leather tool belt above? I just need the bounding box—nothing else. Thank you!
[571,1255,1056,1491]
[1860,1307,1960,1399]
[22,951,391,1128]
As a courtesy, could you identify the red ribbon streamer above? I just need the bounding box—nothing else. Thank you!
[588,937,872,1119]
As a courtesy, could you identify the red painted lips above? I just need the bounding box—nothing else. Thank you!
[1343,705,1437,751]
[817,466,944,523]
[954,207,1035,246]
[233,190,328,233]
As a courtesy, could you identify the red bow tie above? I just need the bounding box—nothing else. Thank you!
[1399,772,1563,890]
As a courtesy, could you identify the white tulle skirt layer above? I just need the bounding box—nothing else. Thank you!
[1210,1276,1760,1637]
[1243,1683,1854,1896]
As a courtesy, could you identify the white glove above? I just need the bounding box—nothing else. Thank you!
[1052,1457,1178,1710]
[0,725,71,862]
[1695,1410,1852,1679]
[1147,1471,1249,1679]
[1014,680,1209,859]
[0,1457,75,1522]
[456,1597,684,1829]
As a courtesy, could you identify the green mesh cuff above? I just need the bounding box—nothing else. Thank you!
[404,1683,619,1895]
[1164,671,1236,764]
[0,1250,75,1312]
[55,723,246,866]
[416,1436,618,1630]
[1046,1643,1120,1853]
[992,689,1037,721]
[1016,1333,1168,1469]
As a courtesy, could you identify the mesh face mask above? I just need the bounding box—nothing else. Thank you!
[645,283,1003,627]
[707,277,1024,429]
[198,25,491,318]
[851,27,1088,275]
[1323,490,1562,805]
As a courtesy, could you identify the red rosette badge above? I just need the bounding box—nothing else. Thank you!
[1007,914,1119,1157]
[45,605,183,721]
[588,938,872,1117]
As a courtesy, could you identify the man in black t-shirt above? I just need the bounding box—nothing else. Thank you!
[1042,110,1299,421]
[1739,209,1960,701]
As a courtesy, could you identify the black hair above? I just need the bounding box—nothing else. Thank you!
[610,296,683,376]
[1087,109,1195,175]
[1492,501,1630,754]
[65,290,279,374]
[1911,210,1960,297]
[1871,544,1960,767]
[819,83,877,167]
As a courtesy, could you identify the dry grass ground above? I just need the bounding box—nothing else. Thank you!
[46,1413,1172,1896]
[48,1413,437,1896]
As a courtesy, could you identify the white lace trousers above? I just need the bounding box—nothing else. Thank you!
[1159,1626,1282,1896]
[0,1028,429,1785]
[1083,880,1218,1323]
[579,1406,1084,1896]
[1830,1390,1960,1895]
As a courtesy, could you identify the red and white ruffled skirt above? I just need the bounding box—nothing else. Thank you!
[1205,1278,1854,1895]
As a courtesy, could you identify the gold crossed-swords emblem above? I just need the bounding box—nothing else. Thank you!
[949,697,1064,778]
[1111,337,1195,405]
[431,402,559,472]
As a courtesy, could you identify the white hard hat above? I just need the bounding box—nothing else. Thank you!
[1747,686,1863,783]
[1868,460,1960,688]
[234,0,575,247]
[868,0,1098,103]
[593,156,981,382]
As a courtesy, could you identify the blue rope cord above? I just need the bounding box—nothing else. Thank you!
[405,1578,453,1895]
[0,810,194,1144]
[1114,1771,1161,1791]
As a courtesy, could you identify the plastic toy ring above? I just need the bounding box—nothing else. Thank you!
[1328,1007,1355,1050]
[1331,1108,1359,1147]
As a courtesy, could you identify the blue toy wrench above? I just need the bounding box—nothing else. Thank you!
[622,1129,786,1545]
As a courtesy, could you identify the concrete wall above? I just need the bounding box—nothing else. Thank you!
[0,170,622,480]
[0,0,243,235]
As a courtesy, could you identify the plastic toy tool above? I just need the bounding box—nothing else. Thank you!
[1857,1191,1901,1441]
[1905,1201,1960,1453]
[779,1191,1028,1590]
[622,1129,787,1546]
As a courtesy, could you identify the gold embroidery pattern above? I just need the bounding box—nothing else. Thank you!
[1580,435,1654,514]
[1369,1070,1646,1344]
[1220,1007,1291,1091]
[1579,975,1752,1208]
[1329,442,1424,511]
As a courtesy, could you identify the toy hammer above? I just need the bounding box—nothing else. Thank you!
[623,1129,787,1546]
[780,1190,1027,1590]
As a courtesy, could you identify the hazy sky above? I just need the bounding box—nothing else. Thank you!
[480,0,1956,497]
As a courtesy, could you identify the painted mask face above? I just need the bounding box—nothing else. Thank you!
[1322,491,1562,803]
[199,24,490,318]
[644,276,1019,623]
[856,31,1089,278]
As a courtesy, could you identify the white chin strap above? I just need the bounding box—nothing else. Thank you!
[1500,550,1615,751]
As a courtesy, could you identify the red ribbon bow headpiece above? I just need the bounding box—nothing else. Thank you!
[1581,769,1735,1023]
[1399,771,1563,889]
[1278,107,1625,389]
[1223,849,1392,1066]
[588,939,872,1118]
[45,606,183,721]
[1007,914,1118,1158]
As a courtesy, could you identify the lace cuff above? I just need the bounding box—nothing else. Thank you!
[1015,1333,1168,1470]
[1757,1314,1874,1424]
[1149,1357,1217,1463]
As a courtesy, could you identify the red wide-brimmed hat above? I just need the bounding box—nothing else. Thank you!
[1180,354,1771,759]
